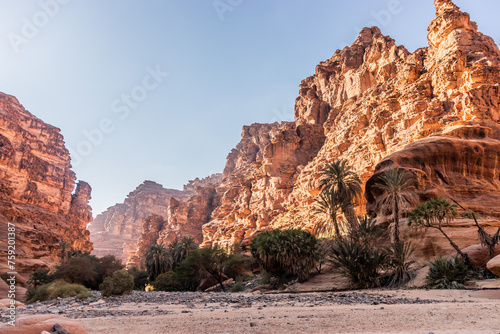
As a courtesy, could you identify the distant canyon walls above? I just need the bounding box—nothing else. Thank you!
[88,175,221,266]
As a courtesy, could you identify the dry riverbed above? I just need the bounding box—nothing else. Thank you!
[3,289,500,333]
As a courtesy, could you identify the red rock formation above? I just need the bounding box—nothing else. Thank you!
[90,174,222,264]
[88,181,190,262]
[89,0,500,262]
[201,122,325,249]
[126,214,166,269]
[127,183,218,268]
[0,92,92,285]
[201,0,500,253]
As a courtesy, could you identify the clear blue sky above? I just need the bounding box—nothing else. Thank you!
[0,0,499,216]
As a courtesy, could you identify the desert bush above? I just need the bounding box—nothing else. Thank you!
[128,267,149,290]
[27,269,53,288]
[330,236,389,288]
[152,272,182,292]
[151,246,232,292]
[52,253,124,290]
[181,246,229,290]
[230,282,245,292]
[250,229,318,284]
[99,269,134,297]
[96,255,124,281]
[25,280,90,304]
[223,253,253,281]
[426,257,471,289]
[53,254,99,288]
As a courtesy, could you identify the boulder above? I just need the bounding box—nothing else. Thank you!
[487,255,500,277]
[0,315,88,334]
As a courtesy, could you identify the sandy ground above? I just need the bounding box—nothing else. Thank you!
[75,290,500,334]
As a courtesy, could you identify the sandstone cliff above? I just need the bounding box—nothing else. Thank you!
[200,0,500,257]
[89,0,500,262]
[127,183,218,268]
[0,92,93,282]
[89,174,222,264]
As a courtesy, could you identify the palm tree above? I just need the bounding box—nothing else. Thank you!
[409,198,472,265]
[169,237,198,270]
[374,168,417,243]
[145,243,172,281]
[313,190,347,238]
[318,159,362,230]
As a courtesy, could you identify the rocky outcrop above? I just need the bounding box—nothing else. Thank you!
[183,174,222,192]
[90,174,222,265]
[88,181,190,263]
[127,183,218,268]
[201,0,500,253]
[126,214,166,269]
[201,122,325,249]
[0,92,92,285]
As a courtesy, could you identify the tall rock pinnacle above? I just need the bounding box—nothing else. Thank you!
[434,0,459,16]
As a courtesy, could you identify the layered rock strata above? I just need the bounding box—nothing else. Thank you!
[0,92,92,283]
[90,0,500,262]
[202,0,500,252]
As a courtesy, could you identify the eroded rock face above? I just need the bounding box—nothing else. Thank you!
[202,0,500,251]
[88,181,190,263]
[201,122,325,249]
[127,183,218,268]
[90,174,222,264]
[0,92,92,283]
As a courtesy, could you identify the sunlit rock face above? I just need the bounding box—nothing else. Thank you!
[201,0,500,252]
[201,122,325,249]
[0,92,92,281]
[87,0,499,261]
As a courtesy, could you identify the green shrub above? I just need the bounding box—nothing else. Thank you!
[128,267,149,290]
[426,257,471,289]
[330,236,389,288]
[223,254,253,281]
[27,269,53,288]
[99,269,134,297]
[96,255,124,280]
[53,254,99,288]
[53,253,124,290]
[250,229,318,284]
[152,272,181,291]
[25,280,90,304]
[230,282,245,292]
[178,246,229,291]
